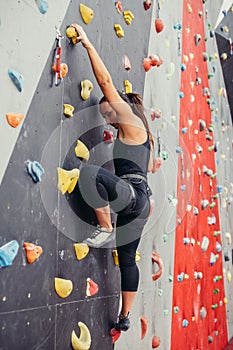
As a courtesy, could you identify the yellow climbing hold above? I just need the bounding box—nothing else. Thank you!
[124,80,132,93]
[225,232,232,245]
[79,3,94,25]
[54,277,73,298]
[64,104,75,117]
[227,270,231,283]
[114,24,124,38]
[66,26,79,44]
[112,250,140,265]
[81,80,93,100]
[57,168,80,195]
[123,10,134,25]
[75,140,90,162]
[73,243,89,260]
[71,321,91,350]
[187,3,192,13]
[166,62,175,80]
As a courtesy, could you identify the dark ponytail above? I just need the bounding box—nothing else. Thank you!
[99,91,154,148]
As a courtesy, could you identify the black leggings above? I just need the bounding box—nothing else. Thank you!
[79,165,150,292]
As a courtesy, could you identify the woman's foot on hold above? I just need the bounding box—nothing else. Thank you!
[114,313,130,332]
[83,225,114,248]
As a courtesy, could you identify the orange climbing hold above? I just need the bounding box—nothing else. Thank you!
[140,316,149,339]
[6,113,24,128]
[152,335,161,348]
[24,242,43,264]
[151,251,163,281]
[143,55,163,72]
[155,18,165,33]
[110,328,121,343]
[86,278,99,297]
[52,63,68,79]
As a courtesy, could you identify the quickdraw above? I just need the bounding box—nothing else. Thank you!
[52,27,68,86]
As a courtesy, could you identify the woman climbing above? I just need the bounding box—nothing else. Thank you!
[72,24,162,332]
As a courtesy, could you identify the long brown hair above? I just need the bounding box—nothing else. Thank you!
[99,91,154,148]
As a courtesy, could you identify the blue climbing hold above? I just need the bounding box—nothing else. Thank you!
[0,240,19,267]
[35,0,49,14]
[25,160,44,182]
[8,68,25,92]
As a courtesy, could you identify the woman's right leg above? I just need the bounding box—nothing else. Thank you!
[78,165,135,247]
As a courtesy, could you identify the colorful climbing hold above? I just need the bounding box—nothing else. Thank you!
[155,18,164,33]
[0,240,19,267]
[25,160,44,183]
[81,79,93,100]
[75,140,90,162]
[71,321,91,350]
[52,63,68,80]
[35,0,48,14]
[124,80,132,93]
[63,104,75,117]
[54,277,73,298]
[79,3,94,25]
[140,316,148,339]
[110,328,121,343]
[6,113,24,128]
[86,278,99,297]
[114,24,124,38]
[144,0,152,10]
[151,251,163,281]
[115,1,122,13]
[73,243,89,260]
[24,242,43,264]
[103,130,114,143]
[66,26,80,45]
[152,335,161,348]
[124,54,131,70]
[57,168,80,195]
[8,68,25,92]
[123,10,134,25]
[201,236,209,252]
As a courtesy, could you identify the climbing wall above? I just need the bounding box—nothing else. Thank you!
[171,0,228,348]
[0,0,233,350]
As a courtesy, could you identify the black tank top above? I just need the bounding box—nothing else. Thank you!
[113,134,151,178]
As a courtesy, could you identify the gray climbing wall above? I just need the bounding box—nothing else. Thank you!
[0,1,153,349]
[0,1,233,350]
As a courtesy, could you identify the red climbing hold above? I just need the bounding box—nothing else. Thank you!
[143,58,152,72]
[144,0,152,10]
[24,242,43,264]
[110,328,121,343]
[86,278,99,296]
[151,251,163,281]
[152,335,161,348]
[140,316,149,339]
[155,18,165,33]
[103,130,114,143]
[150,54,163,67]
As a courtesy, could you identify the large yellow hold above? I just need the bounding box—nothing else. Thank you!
[81,80,93,100]
[75,140,90,162]
[73,243,89,260]
[57,168,80,195]
[80,3,94,25]
[54,277,73,298]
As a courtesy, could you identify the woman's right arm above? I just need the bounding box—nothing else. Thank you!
[72,24,133,118]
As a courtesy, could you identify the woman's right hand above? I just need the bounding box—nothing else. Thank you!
[71,24,91,48]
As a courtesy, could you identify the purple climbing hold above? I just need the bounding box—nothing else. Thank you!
[35,0,48,14]
[0,240,19,267]
[8,68,25,92]
[25,160,44,182]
